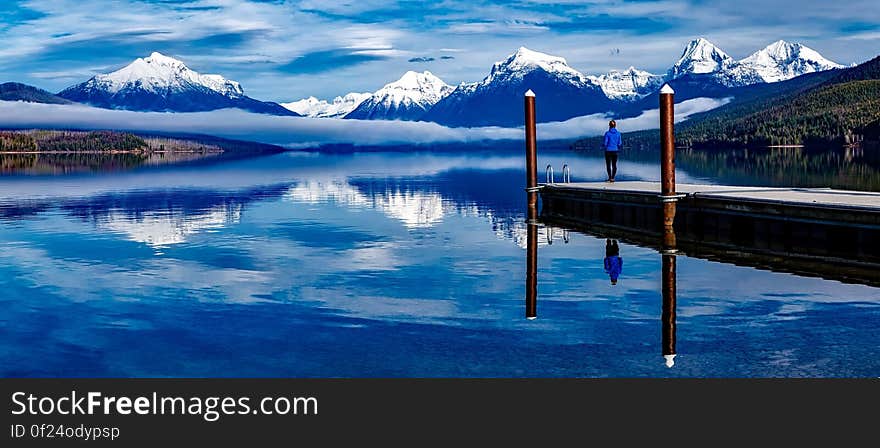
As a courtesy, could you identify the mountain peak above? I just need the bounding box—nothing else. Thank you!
[671,38,734,78]
[767,39,794,50]
[501,47,572,71]
[383,70,450,95]
[282,92,371,118]
[587,67,664,100]
[344,71,453,120]
[731,40,844,84]
[87,52,245,97]
[753,40,802,61]
[485,46,586,86]
[512,47,563,63]
[144,51,182,65]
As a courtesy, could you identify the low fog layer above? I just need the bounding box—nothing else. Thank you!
[0,97,728,148]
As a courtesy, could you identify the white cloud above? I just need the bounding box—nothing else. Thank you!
[0,97,726,147]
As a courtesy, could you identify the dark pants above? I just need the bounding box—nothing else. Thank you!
[605,151,618,179]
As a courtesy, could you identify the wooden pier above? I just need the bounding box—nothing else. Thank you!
[522,85,879,294]
[541,181,880,227]
[540,181,880,281]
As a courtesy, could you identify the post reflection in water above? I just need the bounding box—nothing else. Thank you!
[661,203,678,368]
[523,220,681,368]
[525,202,538,320]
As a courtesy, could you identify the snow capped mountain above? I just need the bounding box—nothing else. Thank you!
[58,52,297,116]
[344,71,453,121]
[91,52,245,97]
[666,38,843,89]
[670,38,735,79]
[423,47,612,127]
[724,40,844,85]
[484,47,591,86]
[282,92,371,118]
[587,67,665,100]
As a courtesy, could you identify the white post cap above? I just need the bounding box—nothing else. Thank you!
[524,89,535,97]
[664,354,676,368]
[660,84,675,95]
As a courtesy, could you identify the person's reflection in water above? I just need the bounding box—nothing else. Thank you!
[604,239,623,285]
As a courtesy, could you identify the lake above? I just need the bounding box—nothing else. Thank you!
[1,147,878,377]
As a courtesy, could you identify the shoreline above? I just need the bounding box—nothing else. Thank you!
[0,149,224,155]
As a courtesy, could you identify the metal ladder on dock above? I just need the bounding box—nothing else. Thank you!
[545,164,571,184]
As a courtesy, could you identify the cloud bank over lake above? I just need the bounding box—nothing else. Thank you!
[0,97,728,148]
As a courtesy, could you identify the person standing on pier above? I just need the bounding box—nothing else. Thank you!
[603,120,622,182]
[604,239,623,285]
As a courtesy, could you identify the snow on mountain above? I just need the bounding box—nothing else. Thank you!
[483,47,591,86]
[423,47,613,127]
[667,38,843,88]
[669,38,735,79]
[58,52,296,116]
[282,92,371,118]
[344,71,453,121]
[587,67,665,100]
[84,52,243,96]
[723,40,844,85]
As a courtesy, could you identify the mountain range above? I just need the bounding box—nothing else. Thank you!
[286,38,844,126]
[2,38,846,127]
[281,92,371,118]
[572,55,880,148]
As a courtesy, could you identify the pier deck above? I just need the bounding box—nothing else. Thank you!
[541,181,880,227]
[544,181,880,212]
[539,181,880,267]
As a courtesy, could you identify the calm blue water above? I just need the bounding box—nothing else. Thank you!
[1,150,878,377]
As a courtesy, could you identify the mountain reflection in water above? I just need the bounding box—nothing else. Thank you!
[0,149,878,377]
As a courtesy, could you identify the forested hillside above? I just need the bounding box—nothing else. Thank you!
[0,130,146,152]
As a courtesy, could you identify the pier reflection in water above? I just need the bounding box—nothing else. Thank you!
[525,197,681,368]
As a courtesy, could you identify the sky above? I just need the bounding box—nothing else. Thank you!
[0,0,878,102]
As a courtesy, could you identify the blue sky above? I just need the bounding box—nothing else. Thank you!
[1,0,878,102]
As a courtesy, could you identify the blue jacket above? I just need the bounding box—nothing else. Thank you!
[604,256,623,282]
[604,128,622,152]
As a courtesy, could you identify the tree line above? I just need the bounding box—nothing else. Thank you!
[0,130,221,153]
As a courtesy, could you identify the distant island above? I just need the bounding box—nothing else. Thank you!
[0,130,223,155]
[0,130,285,174]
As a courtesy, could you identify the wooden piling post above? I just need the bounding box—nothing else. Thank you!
[659,84,678,228]
[525,89,538,217]
[524,89,538,319]
[660,84,675,198]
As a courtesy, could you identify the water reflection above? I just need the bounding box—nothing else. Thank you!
[527,196,682,367]
[0,151,227,175]
[524,221,681,368]
[628,146,880,191]
[57,186,289,247]
[1,150,879,377]
[604,239,623,286]
[661,250,677,368]
[661,204,678,368]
